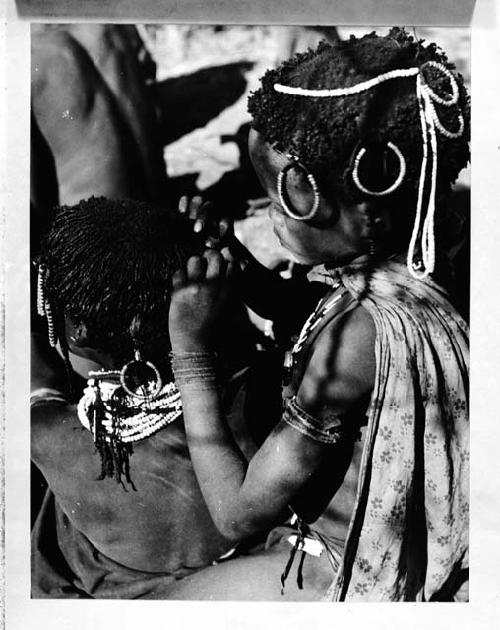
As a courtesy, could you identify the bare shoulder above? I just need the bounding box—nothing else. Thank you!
[296,303,376,421]
[31,401,76,461]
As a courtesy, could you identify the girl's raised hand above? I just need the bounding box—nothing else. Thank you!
[178,195,233,250]
[169,249,237,352]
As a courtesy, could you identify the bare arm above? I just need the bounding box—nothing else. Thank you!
[169,250,375,541]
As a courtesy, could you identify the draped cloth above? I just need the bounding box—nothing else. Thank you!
[324,260,469,601]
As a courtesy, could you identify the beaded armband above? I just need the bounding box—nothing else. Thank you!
[282,396,344,445]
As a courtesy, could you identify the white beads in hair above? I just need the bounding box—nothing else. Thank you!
[37,264,47,317]
[273,60,465,280]
[37,263,58,346]
[44,299,58,347]
[274,67,419,98]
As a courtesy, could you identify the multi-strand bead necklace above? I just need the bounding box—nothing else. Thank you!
[77,372,183,444]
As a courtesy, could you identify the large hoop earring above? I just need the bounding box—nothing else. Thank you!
[120,349,163,400]
[352,141,406,197]
[277,157,321,221]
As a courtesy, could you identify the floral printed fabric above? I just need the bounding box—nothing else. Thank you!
[326,260,469,601]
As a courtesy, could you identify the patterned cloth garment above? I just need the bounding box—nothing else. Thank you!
[322,259,469,601]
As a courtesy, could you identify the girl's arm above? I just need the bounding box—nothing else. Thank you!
[169,250,375,541]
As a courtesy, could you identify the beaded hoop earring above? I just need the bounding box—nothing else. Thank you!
[120,349,163,400]
[277,157,321,221]
[352,142,406,197]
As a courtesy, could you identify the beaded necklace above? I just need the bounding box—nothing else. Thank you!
[283,281,345,384]
[77,371,183,444]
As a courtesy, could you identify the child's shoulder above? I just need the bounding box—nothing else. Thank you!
[296,303,376,423]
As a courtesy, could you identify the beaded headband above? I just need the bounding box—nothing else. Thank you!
[274,61,465,279]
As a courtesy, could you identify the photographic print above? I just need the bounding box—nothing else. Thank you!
[5,0,500,628]
[29,22,470,602]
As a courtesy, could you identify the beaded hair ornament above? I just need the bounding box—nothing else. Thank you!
[274,61,465,280]
[37,262,183,486]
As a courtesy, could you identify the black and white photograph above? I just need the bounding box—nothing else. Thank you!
[29,21,471,601]
[3,0,500,628]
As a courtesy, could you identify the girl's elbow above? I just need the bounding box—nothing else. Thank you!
[215,516,248,543]
[213,508,263,543]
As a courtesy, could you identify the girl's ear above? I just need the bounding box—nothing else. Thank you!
[65,318,91,349]
[284,165,339,224]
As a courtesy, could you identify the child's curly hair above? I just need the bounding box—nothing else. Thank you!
[248,27,470,207]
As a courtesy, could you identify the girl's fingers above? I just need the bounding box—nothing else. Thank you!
[186,255,207,281]
[203,249,225,281]
[178,195,189,214]
[172,268,187,290]
[220,246,235,264]
[194,200,213,234]
[193,218,205,233]
[188,196,203,221]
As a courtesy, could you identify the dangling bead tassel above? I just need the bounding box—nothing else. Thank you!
[37,264,47,317]
[407,74,437,280]
[44,299,58,347]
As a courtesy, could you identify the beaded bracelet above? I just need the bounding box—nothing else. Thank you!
[170,351,219,391]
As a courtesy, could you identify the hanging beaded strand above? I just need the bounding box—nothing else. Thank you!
[273,61,465,280]
[37,263,58,347]
[36,264,47,317]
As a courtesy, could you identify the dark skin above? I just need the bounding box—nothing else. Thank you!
[168,130,377,543]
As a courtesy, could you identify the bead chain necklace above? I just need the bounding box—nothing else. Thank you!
[77,374,183,444]
[283,281,345,381]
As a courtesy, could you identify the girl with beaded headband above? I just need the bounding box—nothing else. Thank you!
[166,28,469,601]
[31,196,261,598]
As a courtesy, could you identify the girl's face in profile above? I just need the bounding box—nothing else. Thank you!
[248,129,329,266]
[248,129,362,267]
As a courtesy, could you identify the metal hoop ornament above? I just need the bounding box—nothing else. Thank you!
[120,350,163,400]
[277,157,321,221]
[352,141,406,197]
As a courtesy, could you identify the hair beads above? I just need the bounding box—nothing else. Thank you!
[272,60,465,279]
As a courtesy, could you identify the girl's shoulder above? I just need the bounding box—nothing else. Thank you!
[296,303,376,426]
